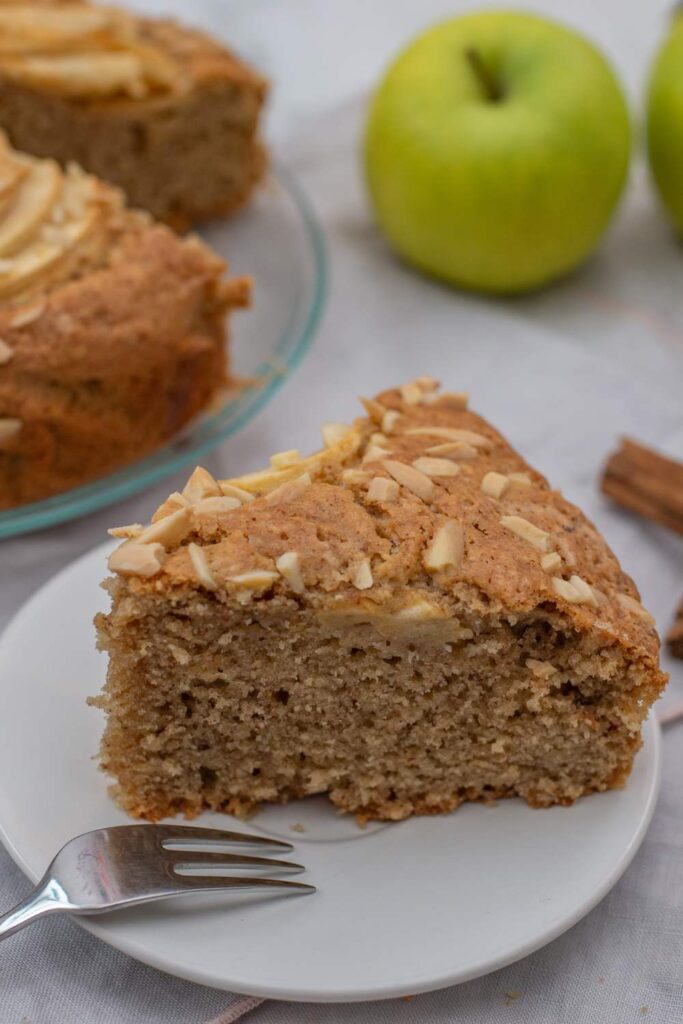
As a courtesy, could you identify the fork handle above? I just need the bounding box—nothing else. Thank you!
[0,877,68,941]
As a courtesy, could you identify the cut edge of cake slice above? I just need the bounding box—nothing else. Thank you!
[94,378,667,823]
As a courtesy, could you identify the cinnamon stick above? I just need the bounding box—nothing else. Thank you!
[601,438,683,659]
[600,437,683,536]
[668,599,683,659]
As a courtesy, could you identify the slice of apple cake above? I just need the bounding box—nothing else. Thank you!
[0,132,248,508]
[0,0,267,226]
[94,379,666,822]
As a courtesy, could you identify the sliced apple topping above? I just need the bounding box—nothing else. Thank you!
[0,6,136,53]
[0,136,121,302]
[0,52,147,99]
[0,158,62,258]
[0,4,182,100]
[0,149,27,220]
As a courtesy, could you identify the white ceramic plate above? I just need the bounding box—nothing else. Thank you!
[0,542,660,1002]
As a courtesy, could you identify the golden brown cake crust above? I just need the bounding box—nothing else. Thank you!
[114,385,661,670]
[0,135,249,508]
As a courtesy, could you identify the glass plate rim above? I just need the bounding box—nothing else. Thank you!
[0,160,327,540]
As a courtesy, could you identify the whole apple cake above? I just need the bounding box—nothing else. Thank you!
[0,0,267,226]
[94,379,666,822]
[0,132,249,509]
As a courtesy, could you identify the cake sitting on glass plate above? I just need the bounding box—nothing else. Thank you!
[0,133,249,509]
[0,0,267,226]
[94,379,666,823]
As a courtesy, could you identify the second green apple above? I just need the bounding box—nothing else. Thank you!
[364,11,631,295]
[647,14,683,235]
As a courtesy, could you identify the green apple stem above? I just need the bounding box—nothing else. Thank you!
[465,47,503,103]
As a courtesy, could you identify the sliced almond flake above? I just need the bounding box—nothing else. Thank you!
[270,449,301,470]
[362,444,392,464]
[276,551,305,593]
[369,432,388,446]
[406,427,492,450]
[265,472,312,505]
[367,476,400,502]
[0,417,21,441]
[228,570,279,589]
[352,558,373,590]
[501,515,550,552]
[152,490,191,522]
[9,299,45,328]
[561,546,578,568]
[137,507,191,548]
[0,338,13,364]
[412,456,461,478]
[481,471,508,499]
[526,658,558,679]
[424,520,464,571]
[509,472,532,485]
[188,542,217,590]
[220,428,361,497]
[108,540,166,578]
[412,375,439,393]
[360,397,386,423]
[617,592,655,624]
[425,441,478,461]
[400,382,423,405]
[169,490,191,507]
[568,574,599,608]
[429,391,469,408]
[541,551,562,574]
[219,482,255,503]
[321,422,352,448]
[192,496,242,515]
[552,577,583,603]
[182,466,221,502]
[381,410,400,434]
[341,468,370,486]
[107,523,144,539]
[382,459,435,501]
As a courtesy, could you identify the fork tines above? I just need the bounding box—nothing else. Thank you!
[128,824,315,895]
[152,824,295,851]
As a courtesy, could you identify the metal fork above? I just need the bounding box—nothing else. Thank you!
[0,825,315,941]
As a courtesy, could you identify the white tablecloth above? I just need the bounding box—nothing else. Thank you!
[3,1,683,1021]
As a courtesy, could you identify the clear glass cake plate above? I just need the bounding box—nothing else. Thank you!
[0,163,326,539]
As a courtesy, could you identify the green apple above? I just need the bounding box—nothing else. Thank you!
[647,15,683,234]
[364,11,631,295]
